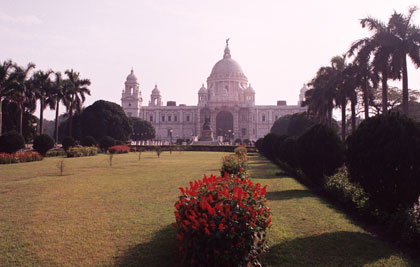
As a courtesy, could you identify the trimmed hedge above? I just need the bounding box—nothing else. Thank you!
[0,131,25,154]
[33,134,54,156]
[347,112,420,214]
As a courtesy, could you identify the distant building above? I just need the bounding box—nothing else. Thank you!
[121,41,307,141]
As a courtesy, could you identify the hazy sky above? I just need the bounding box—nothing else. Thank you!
[1,0,420,120]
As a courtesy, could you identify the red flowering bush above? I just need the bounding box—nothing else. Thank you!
[0,152,43,164]
[173,174,271,266]
[221,154,248,180]
[108,145,130,154]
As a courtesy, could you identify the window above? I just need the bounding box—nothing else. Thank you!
[150,115,153,122]
[129,103,131,107]
[275,115,278,121]
[186,115,190,122]
[241,128,246,136]
[168,115,172,122]
[262,115,266,122]
[174,115,177,122]
[128,112,132,117]
[241,114,246,121]
[162,116,165,122]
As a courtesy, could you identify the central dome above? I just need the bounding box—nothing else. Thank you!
[207,42,248,82]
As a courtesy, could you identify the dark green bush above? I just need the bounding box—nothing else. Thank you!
[297,124,344,186]
[99,136,116,152]
[324,167,369,211]
[0,130,25,154]
[33,134,54,156]
[115,140,124,146]
[81,136,97,147]
[277,136,299,169]
[346,112,420,214]
[61,136,76,152]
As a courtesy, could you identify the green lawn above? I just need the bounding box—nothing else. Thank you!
[0,152,417,266]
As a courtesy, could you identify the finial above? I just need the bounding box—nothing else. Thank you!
[223,38,231,59]
[131,67,133,73]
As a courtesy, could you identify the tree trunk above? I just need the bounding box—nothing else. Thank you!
[363,75,369,119]
[351,98,356,132]
[402,56,409,115]
[341,98,346,141]
[0,98,3,136]
[382,69,388,114]
[55,99,60,144]
[19,103,23,136]
[69,105,73,137]
[39,99,44,135]
[327,108,333,128]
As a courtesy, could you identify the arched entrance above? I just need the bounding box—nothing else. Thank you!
[216,111,233,139]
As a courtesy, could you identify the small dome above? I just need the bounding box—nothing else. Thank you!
[126,69,138,82]
[152,84,161,95]
[198,84,207,94]
[246,84,255,93]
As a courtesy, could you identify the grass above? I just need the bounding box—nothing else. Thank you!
[0,152,418,266]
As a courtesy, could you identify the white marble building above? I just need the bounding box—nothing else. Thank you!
[121,41,307,141]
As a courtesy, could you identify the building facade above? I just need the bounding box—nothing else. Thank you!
[121,41,307,141]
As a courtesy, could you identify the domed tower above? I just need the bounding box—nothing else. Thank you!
[149,84,163,106]
[299,84,308,106]
[121,69,142,117]
[197,84,208,106]
[244,84,255,106]
[206,39,249,104]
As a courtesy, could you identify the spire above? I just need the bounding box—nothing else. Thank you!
[223,38,231,59]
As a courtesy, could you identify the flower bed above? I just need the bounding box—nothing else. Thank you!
[45,149,66,157]
[0,152,43,164]
[173,174,271,266]
[108,145,130,154]
[66,146,99,157]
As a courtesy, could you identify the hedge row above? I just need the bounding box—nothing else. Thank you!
[130,145,257,153]
[257,112,420,249]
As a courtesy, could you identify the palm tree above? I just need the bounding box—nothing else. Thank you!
[0,60,13,136]
[304,66,337,127]
[32,70,53,134]
[7,63,36,135]
[349,16,393,113]
[64,69,91,137]
[51,72,69,143]
[388,7,420,115]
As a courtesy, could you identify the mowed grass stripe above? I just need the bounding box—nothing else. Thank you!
[0,152,417,266]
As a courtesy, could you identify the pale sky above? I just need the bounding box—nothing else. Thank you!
[1,0,420,120]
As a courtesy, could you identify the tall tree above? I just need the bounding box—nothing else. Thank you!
[7,63,36,135]
[388,7,420,115]
[64,69,91,137]
[349,16,393,114]
[304,66,337,126]
[51,72,68,143]
[32,70,53,134]
[0,60,13,136]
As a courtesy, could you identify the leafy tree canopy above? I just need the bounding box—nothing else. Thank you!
[81,100,132,141]
[129,117,156,141]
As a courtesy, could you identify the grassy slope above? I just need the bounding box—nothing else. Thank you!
[0,152,417,266]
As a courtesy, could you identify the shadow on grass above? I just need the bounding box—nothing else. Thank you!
[265,189,313,201]
[263,231,399,267]
[116,224,177,267]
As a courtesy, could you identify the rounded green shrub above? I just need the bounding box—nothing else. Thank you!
[0,130,25,154]
[33,134,54,156]
[297,124,344,186]
[81,136,97,147]
[346,112,420,214]
[99,136,116,152]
